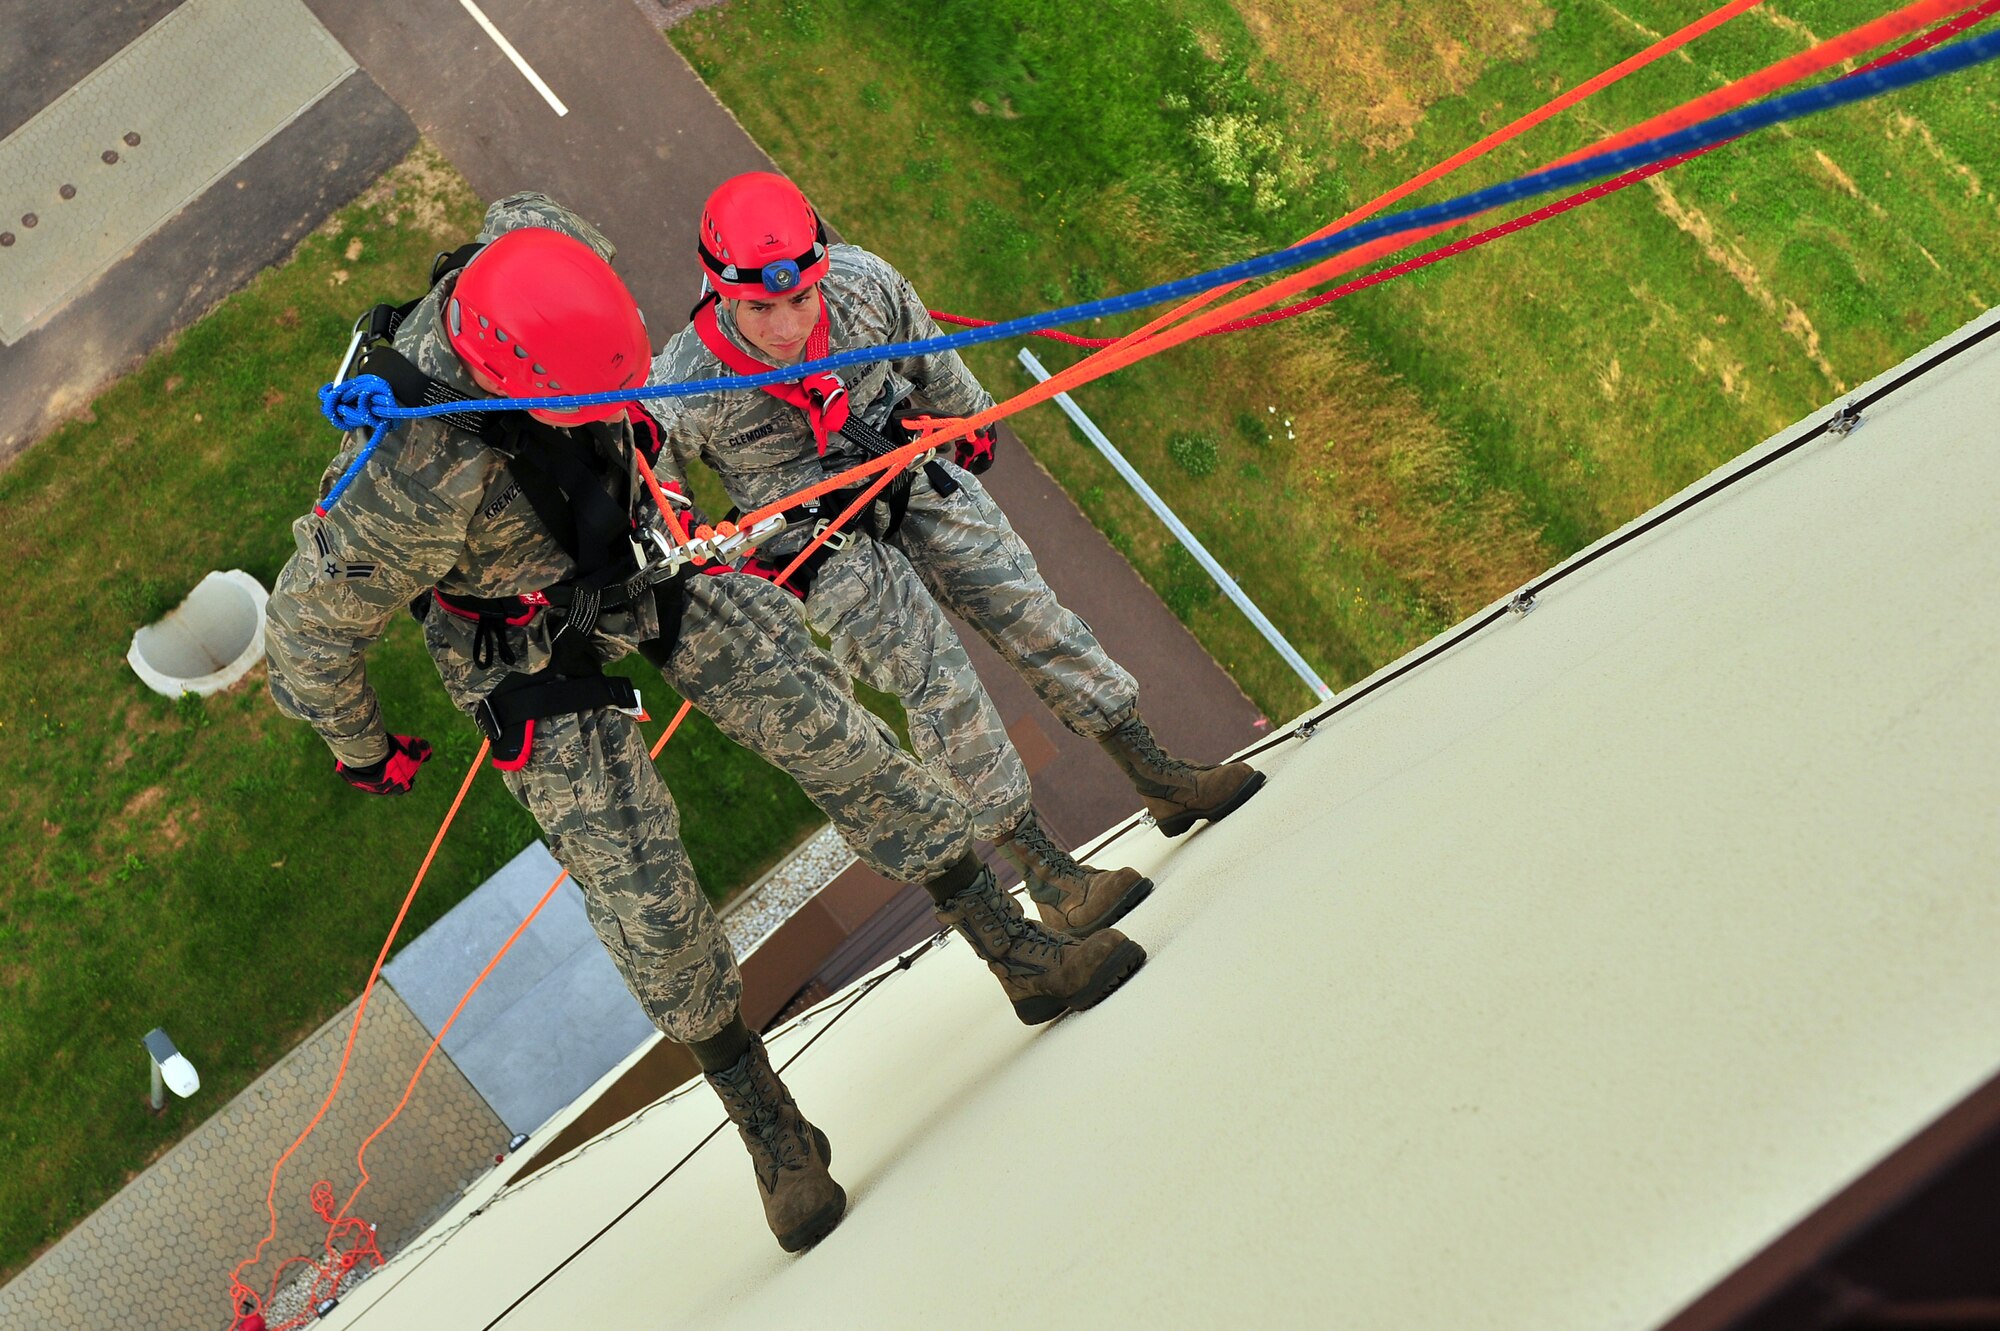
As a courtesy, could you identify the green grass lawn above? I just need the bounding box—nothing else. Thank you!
[0,147,828,1277]
[671,0,2000,720]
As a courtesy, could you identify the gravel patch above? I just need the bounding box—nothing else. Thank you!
[721,824,857,959]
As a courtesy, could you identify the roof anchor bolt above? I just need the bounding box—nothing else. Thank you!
[1508,590,1539,617]
[931,928,951,951]
[1138,811,1157,828]
[1296,719,1320,740]
[1828,402,1863,437]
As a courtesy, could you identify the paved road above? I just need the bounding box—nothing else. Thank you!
[299,0,767,316]
[0,0,184,138]
[298,0,1268,845]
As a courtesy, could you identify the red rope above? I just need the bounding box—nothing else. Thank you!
[1854,0,2000,72]
[926,146,1715,346]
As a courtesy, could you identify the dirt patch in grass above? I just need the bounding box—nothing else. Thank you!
[120,785,168,821]
[349,140,476,240]
[1642,171,1843,388]
[1236,0,1552,149]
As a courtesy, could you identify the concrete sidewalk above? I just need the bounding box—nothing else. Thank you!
[0,0,416,462]
[0,988,503,1331]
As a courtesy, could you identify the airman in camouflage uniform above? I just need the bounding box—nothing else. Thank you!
[265,192,1146,1253]
[647,175,1267,936]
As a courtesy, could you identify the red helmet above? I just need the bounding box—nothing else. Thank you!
[446,228,650,426]
[697,172,830,300]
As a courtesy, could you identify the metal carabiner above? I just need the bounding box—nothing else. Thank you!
[334,312,370,384]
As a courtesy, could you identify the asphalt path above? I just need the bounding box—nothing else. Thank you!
[298,0,766,315]
[298,0,1272,843]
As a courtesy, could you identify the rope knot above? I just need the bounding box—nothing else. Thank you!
[317,374,401,433]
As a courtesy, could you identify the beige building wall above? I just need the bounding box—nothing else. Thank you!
[0,988,504,1331]
[320,311,2000,1330]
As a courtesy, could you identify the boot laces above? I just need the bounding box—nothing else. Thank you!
[1115,719,1204,781]
[995,896,1069,964]
[1009,819,1085,890]
[954,882,1066,966]
[715,1064,809,1170]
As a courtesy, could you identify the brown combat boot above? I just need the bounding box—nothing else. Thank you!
[931,860,1146,1025]
[705,1034,846,1252]
[1098,712,1267,838]
[996,809,1152,938]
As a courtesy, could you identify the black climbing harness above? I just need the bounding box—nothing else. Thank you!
[342,244,685,770]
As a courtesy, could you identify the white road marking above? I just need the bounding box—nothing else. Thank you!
[457,0,569,116]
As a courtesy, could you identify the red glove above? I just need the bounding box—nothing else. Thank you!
[336,734,434,795]
[626,404,666,462]
[954,424,998,474]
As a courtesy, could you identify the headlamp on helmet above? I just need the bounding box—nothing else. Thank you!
[697,173,831,301]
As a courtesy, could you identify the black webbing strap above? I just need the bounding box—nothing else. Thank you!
[354,344,491,435]
[498,419,631,575]
[834,411,960,525]
[351,243,485,375]
[475,671,637,743]
[354,346,634,576]
[430,241,484,287]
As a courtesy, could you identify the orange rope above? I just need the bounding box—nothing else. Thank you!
[230,739,488,1309]
[330,703,694,1227]
[773,452,914,585]
[1550,0,1968,166]
[633,449,693,548]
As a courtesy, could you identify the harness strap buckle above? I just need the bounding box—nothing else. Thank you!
[473,694,508,744]
[810,518,851,552]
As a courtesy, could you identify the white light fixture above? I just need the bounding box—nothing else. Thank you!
[144,1028,199,1111]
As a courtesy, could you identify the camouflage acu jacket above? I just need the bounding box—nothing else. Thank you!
[265,193,665,768]
[644,245,994,551]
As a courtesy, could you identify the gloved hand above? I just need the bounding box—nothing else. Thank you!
[336,734,434,795]
[954,424,998,474]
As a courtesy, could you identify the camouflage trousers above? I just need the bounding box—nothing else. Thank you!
[805,460,1139,839]
[808,534,1030,841]
[490,572,971,1043]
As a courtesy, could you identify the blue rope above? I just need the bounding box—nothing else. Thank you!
[313,28,2000,512]
[314,378,402,513]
